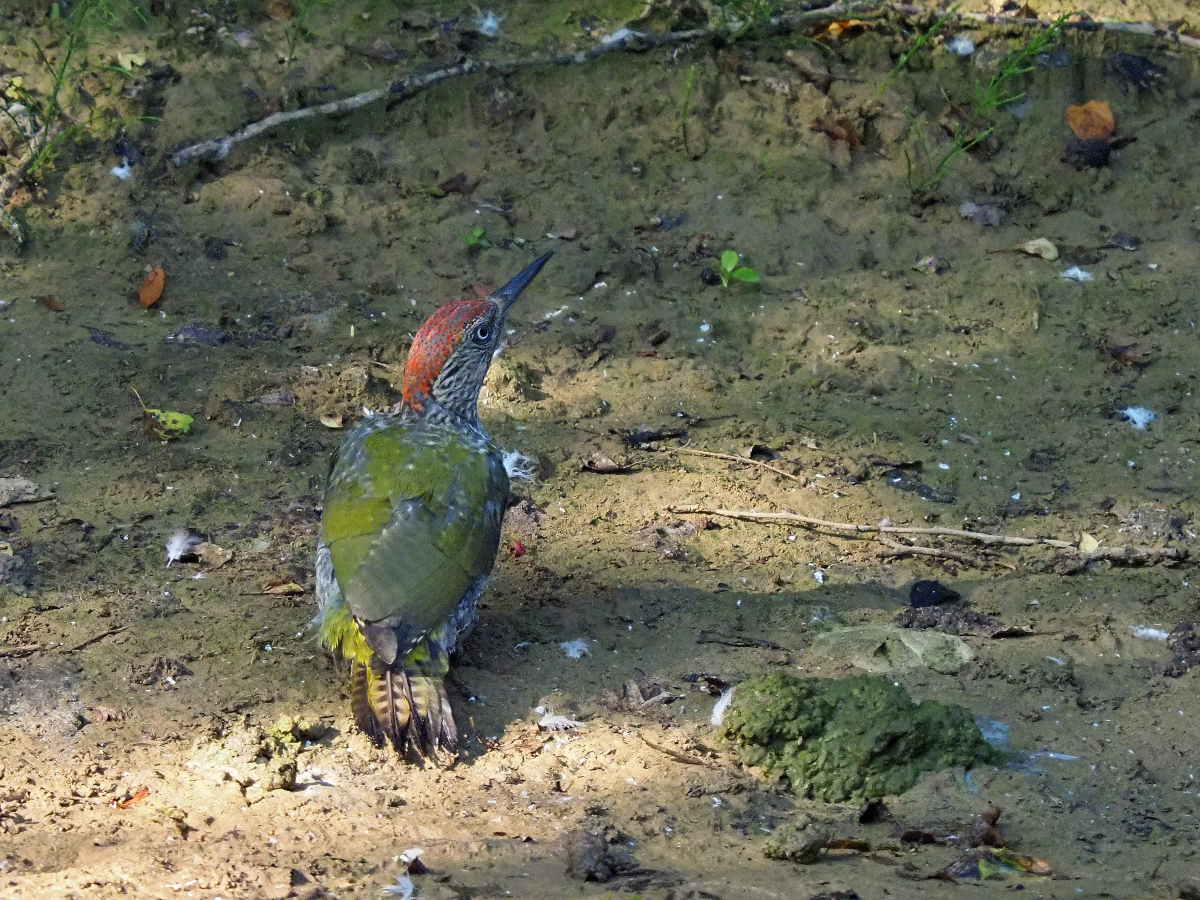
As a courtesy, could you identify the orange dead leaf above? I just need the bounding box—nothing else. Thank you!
[114,786,150,809]
[811,116,862,152]
[267,0,294,20]
[36,295,65,311]
[139,266,165,308]
[260,578,304,596]
[1065,100,1115,140]
[812,19,875,41]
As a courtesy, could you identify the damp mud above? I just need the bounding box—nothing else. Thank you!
[1,1,1199,898]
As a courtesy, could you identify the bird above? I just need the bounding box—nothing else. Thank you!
[315,251,553,760]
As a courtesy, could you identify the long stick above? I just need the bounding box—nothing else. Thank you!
[668,504,1187,564]
[168,2,1200,167]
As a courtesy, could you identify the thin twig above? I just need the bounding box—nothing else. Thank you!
[0,644,42,659]
[876,535,983,565]
[64,624,128,652]
[0,624,128,659]
[696,630,791,652]
[669,504,1187,564]
[167,2,879,166]
[638,732,718,768]
[669,445,802,481]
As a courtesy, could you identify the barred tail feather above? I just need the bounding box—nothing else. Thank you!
[351,661,458,759]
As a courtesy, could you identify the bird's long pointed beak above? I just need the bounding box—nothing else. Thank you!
[494,250,554,313]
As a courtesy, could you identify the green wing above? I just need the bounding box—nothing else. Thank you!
[321,420,508,662]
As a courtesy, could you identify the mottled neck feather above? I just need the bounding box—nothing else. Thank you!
[402,298,491,413]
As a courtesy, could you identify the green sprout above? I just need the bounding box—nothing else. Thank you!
[719,250,759,287]
[464,226,490,250]
[904,13,1070,195]
[133,389,193,441]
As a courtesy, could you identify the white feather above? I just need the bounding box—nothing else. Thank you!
[710,687,735,727]
[502,450,536,482]
[165,529,203,567]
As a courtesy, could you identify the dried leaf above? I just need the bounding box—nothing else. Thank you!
[913,255,948,274]
[91,705,125,723]
[261,579,304,595]
[195,541,233,569]
[1018,238,1059,260]
[36,295,65,311]
[824,838,872,852]
[114,786,150,809]
[1078,532,1100,554]
[1065,100,1115,140]
[319,414,344,429]
[436,172,479,196]
[583,452,632,474]
[139,266,165,308]
[810,116,861,151]
[738,443,781,461]
[812,19,875,41]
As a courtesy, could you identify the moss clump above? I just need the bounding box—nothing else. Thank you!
[721,674,1000,802]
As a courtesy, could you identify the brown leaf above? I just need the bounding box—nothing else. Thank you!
[810,116,861,151]
[114,786,150,809]
[1065,100,1115,140]
[139,266,165,308]
[260,578,304,595]
[36,295,65,311]
[266,0,293,20]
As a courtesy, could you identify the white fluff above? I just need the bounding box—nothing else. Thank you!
[559,639,591,659]
[474,10,503,37]
[1062,266,1094,282]
[502,449,536,481]
[601,27,634,47]
[381,874,412,898]
[538,710,584,732]
[110,160,133,180]
[946,35,975,56]
[1121,406,1156,430]
[165,529,203,567]
[1130,625,1169,640]
[710,687,735,726]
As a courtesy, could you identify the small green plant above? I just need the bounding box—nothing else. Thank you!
[282,0,334,65]
[877,5,959,97]
[719,250,759,286]
[0,0,143,188]
[464,226,490,250]
[132,389,193,441]
[905,12,1070,195]
[715,0,790,40]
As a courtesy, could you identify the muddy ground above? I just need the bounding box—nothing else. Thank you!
[1,1,1199,898]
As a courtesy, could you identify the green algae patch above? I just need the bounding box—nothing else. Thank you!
[721,674,1000,802]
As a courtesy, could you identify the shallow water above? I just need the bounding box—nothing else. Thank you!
[1,2,1198,898]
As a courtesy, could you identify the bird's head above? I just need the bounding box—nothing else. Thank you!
[402,251,552,420]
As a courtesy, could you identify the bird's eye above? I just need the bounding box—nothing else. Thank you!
[474,323,492,342]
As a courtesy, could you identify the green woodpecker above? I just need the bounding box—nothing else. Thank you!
[316,251,552,759]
